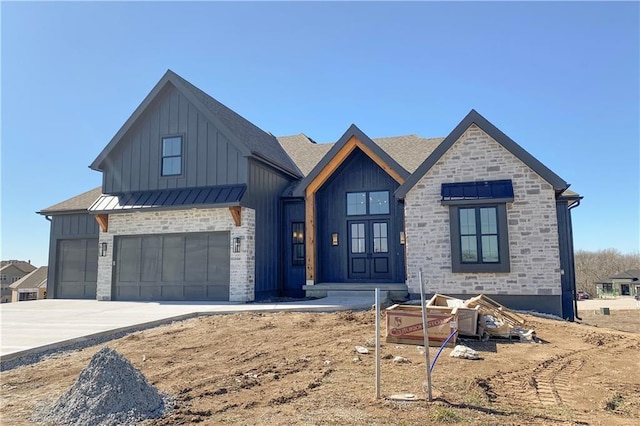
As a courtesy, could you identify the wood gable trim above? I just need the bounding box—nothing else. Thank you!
[303,135,406,283]
[94,214,108,232]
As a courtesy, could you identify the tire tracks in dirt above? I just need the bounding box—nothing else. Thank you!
[477,338,631,424]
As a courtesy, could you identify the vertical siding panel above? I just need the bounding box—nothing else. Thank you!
[168,87,179,135]
[121,137,132,192]
[186,101,198,187]
[206,125,217,185]
[139,118,150,190]
[158,92,169,190]
[217,131,228,185]
[148,103,160,191]
[131,128,141,192]
[196,109,207,186]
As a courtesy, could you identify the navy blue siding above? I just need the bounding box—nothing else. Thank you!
[46,213,99,299]
[315,149,405,283]
[282,200,306,297]
[102,84,247,194]
[243,160,295,299]
[556,200,576,321]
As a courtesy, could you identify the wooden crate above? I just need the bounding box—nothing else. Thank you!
[385,304,458,347]
[427,294,480,337]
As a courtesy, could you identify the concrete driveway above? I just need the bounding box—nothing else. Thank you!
[0,296,374,364]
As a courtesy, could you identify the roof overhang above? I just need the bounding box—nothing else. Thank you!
[88,185,246,214]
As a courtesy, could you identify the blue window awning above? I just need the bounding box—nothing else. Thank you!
[441,180,514,205]
[89,185,246,213]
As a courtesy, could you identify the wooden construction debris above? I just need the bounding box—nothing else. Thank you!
[465,294,526,326]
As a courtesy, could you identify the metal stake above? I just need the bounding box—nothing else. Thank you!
[375,288,381,399]
[419,270,433,402]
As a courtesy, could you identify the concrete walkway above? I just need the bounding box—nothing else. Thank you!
[0,296,374,363]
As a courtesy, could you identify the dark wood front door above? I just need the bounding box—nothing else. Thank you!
[348,220,391,280]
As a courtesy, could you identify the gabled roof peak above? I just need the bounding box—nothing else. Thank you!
[89,71,302,177]
[395,109,569,198]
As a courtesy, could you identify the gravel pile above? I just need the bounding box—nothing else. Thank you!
[35,347,171,425]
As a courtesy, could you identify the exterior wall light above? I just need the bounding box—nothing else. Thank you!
[100,242,108,257]
[400,231,406,245]
[332,233,338,246]
[233,236,242,253]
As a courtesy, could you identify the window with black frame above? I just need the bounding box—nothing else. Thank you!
[442,180,513,273]
[161,136,183,176]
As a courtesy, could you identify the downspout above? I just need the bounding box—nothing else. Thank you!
[568,200,581,320]
[45,215,52,222]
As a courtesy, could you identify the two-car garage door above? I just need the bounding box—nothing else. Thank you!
[113,232,230,301]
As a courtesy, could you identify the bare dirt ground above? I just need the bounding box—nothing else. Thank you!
[2,309,640,425]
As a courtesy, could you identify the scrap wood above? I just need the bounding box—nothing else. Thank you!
[465,294,525,326]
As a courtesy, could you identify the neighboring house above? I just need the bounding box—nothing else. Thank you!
[595,269,640,297]
[0,260,37,303]
[11,266,48,302]
[38,70,582,319]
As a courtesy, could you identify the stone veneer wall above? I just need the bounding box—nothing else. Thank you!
[404,124,561,296]
[97,207,255,302]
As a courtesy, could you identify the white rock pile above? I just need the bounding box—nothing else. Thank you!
[36,347,171,425]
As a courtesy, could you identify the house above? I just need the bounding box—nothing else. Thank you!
[0,260,37,303]
[595,269,640,297]
[11,266,48,302]
[38,70,581,319]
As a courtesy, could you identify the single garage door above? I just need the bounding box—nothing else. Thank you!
[114,232,230,301]
[56,238,98,299]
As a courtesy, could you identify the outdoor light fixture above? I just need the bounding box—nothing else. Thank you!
[233,237,242,253]
[100,242,108,257]
[332,233,339,246]
[400,232,406,245]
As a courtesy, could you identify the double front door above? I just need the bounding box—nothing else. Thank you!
[347,219,391,280]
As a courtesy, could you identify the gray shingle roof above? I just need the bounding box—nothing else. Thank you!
[277,133,445,177]
[0,261,37,274]
[10,266,48,290]
[172,72,302,177]
[611,269,640,280]
[38,187,103,214]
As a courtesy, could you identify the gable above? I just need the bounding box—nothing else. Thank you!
[91,70,301,195]
[97,82,247,194]
[396,110,569,198]
[292,124,409,197]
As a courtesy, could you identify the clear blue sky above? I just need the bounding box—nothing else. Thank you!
[1,1,639,266]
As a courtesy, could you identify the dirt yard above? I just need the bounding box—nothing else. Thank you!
[2,309,639,425]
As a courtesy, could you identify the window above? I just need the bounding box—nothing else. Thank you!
[346,191,390,216]
[292,222,305,266]
[161,136,183,176]
[11,276,22,283]
[351,223,366,253]
[373,222,388,253]
[0,274,6,281]
[449,204,510,273]
[442,180,513,273]
[19,292,37,302]
[369,191,390,215]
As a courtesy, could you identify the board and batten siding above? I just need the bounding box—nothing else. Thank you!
[243,159,296,298]
[102,84,248,194]
[46,213,99,299]
[315,149,405,283]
